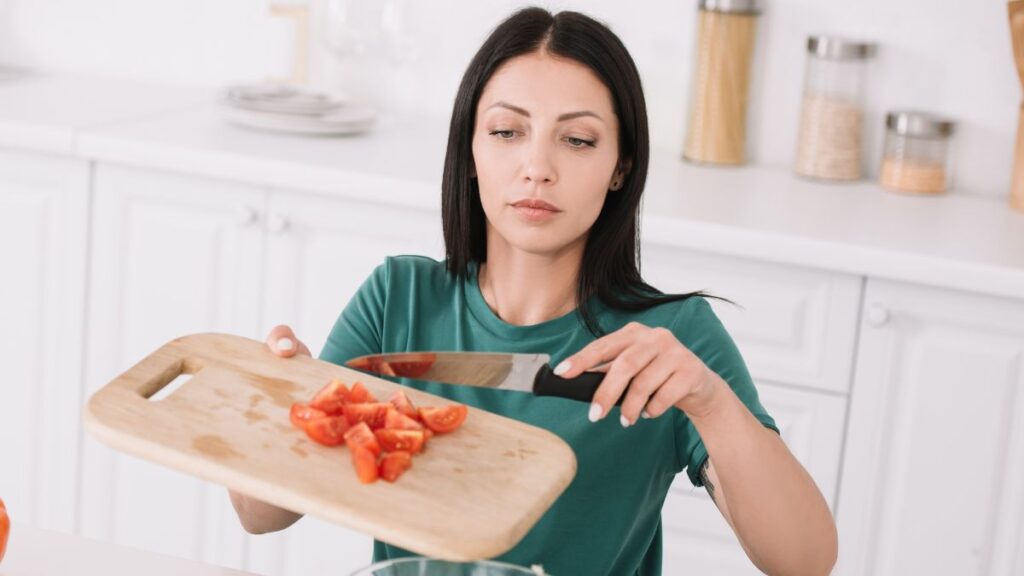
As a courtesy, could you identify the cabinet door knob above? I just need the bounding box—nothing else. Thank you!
[267,214,290,234]
[235,206,260,226]
[866,304,890,326]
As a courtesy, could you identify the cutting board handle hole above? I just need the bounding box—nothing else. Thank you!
[149,372,193,402]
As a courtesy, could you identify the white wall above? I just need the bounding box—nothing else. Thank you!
[1,0,1018,199]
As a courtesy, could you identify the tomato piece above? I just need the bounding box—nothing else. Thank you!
[384,407,424,431]
[348,382,377,404]
[419,405,468,434]
[388,391,421,421]
[343,402,390,429]
[310,379,350,415]
[386,353,436,378]
[343,422,381,457]
[0,497,9,564]
[290,403,327,430]
[374,429,426,454]
[350,446,379,484]
[302,415,350,447]
[379,451,412,483]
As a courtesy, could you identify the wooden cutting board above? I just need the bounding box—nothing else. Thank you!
[84,333,577,561]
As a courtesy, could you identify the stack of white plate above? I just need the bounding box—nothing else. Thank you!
[218,83,377,136]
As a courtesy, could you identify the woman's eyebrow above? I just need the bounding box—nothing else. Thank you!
[486,101,605,123]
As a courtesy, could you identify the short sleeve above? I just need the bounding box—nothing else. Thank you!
[671,297,779,487]
[318,260,389,366]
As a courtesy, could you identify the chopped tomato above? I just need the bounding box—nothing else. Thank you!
[343,402,390,429]
[375,360,398,377]
[379,451,412,483]
[386,354,436,378]
[385,407,424,431]
[310,379,349,415]
[343,422,381,457]
[388,391,421,421]
[374,429,426,455]
[350,446,379,484]
[302,415,350,447]
[419,405,468,434]
[290,403,327,429]
[0,496,8,564]
[348,382,377,404]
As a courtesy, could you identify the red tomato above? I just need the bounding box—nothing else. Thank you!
[0,497,8,564]
[343,422,381,457]
[310,379,350,415]
[302,415,350,447]
[348,382,377,404]
[388,391,421,421]
[374,429,426,455]
[384,407,424,431]
[290,403,327,430]
[350,446,379,484]
[386,354,436,378]
[419,405,468,434]
[379,451,412,483]
[343,402,390,430]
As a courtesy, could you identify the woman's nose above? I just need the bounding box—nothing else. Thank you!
[523,139,557,185]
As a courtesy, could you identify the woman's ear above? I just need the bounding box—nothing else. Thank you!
[609,158,633,191]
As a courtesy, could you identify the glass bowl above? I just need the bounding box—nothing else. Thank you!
[347,557,545,576]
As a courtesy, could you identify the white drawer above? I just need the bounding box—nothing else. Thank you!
[661,382,846,573]
[642,244,862,394]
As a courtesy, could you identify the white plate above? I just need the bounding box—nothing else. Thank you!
[219,103,377,136]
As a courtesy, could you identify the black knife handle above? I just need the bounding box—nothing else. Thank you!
[533,364,623,406]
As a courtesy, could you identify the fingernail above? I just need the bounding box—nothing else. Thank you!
[587,403,603,422]
[641,410,651,419]
[276,337,294,351]
[620,415,631,428]
[553,360,571,376]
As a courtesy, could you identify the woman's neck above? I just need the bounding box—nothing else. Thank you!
[477,235,585,327]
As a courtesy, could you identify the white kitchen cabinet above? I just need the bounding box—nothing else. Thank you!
[79,164,267,569]
[0,149,89,533]
[662,380,848,574]
[836,280,1024,576]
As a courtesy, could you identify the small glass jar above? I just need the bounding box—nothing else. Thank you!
[794,36,876,181]
[683,0,761,166]
[879,111,956,195]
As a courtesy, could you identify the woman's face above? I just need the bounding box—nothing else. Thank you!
[472,50,623,257]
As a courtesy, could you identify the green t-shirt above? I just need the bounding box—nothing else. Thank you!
[318,255,777,575]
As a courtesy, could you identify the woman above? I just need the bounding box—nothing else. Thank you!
[230,7,837,575]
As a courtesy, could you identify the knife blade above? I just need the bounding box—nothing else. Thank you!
[345,351,622,405]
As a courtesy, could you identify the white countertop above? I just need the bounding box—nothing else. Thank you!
[0,524,259,576]
[3,75,1023,300]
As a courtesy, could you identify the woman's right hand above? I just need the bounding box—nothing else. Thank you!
[227,325,311,534]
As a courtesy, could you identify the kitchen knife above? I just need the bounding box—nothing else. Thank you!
[345,351,623,405]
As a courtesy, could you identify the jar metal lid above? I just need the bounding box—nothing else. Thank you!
[699,0,761,14]
[807,36,877,59]
[885,111,956,138]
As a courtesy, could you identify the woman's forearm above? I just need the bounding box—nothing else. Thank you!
[228,489,303,534]
[687,377,838,576]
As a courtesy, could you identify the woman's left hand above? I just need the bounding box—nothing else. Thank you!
[554,321,723,426]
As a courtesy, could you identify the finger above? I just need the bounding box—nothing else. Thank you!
[589,343,657,423]
[618,352,679,425]
[296,341,313,358]
[266,324,299,358]
[557,322,646,378]
[643,371,695,419]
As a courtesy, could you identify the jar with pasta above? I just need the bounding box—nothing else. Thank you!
[794,36,876,181]
[879,111,956,195]
[683,0,761,165]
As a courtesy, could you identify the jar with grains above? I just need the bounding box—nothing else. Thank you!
[879,111,956,195]
[683,0,761,166]
[794,36,876,181]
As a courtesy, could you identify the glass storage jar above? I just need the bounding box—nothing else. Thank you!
[878,111,956,195]
[793,36,876,181]
[683,0,761,165]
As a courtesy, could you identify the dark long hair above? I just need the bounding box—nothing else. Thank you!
[442,7,714,337]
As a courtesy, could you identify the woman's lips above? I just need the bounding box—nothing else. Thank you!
[510,198,560,222]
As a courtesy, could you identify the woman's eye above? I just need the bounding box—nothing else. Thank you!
[489,130,516,140]
[566,136,596,148]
